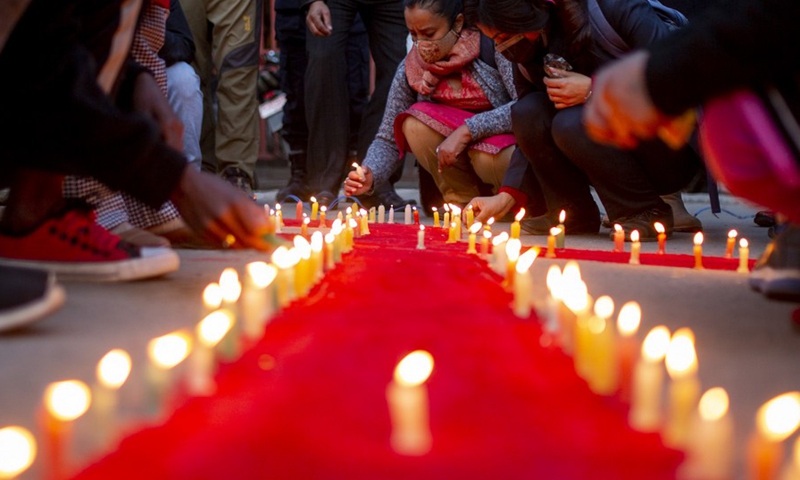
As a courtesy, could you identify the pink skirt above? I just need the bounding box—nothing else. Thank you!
[394,102,516,158]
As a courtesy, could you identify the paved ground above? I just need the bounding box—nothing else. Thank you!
[1,163,798,479]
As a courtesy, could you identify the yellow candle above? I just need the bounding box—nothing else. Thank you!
[386,350,434,456]
[443,211,450,229]
[693,232,704,270]
[663,328,700,448]
[432,207,440,227]
[369,206,376,223]
[747,392,800,480]
[629,325,671,432]
[275,203,284,228]
[779,437,800,480]
[513,248,538,318]
[301,215,309,237]
[725,229,738,259]
[0,426,36,479]
[484,217,495,235]
[293,237,312,297]
[587,296,618,396]
[679,387,734,480]
[738,238,750,273]
[310,196,319,221]
[629,230,641,265]
[324,232,335,270]
[378,204,386,224]
[331,221,343,263]
[217,268,242,360]
[655,222,667,255]
[451,205,462,239]
[504,238,521,290]
[466,205,474,229]
[466,222,482,254]
[613,223,625,253]
[616,301,641,403]
[556,209,566,248]
[480,230,491,258]
[272,246,296,307]
[202,282,223,316]
[347,218,358,250]
[319,206,327,229]
[91,349,131,448]
[188,310,232,396]
[360,208,370,235]
[416,225,426,250]
[446,222,457,244]
[41,380,91,480]
[546,227,559,258]
[510,208,525,239]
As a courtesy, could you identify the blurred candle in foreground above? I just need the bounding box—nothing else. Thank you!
[546,227,559,258]
[679,387,734,480]
[272,246,296,307]
[725,229,738,259]
[416,226,425,250]
[146,332,191,416]
[484,217,495,235]
[778,437,800,480]
[319,206,327,229]
[613,224,625,253]
[413,206,420,226]
[513,248,538,318]
[310,231,324,281]
[629,230,641,265]
[275,203,284,230]
[295,200,303,220]
[616,301,641,403]
[481,230,491,258]
[41,380,91,480]
[324,233,335,270]
[188,311,233,396]
[242,261,277,340]
[655,222,667,255]
[747,392,800,480]
[443,205,450,229]
[664,328,700,448]
[386,350,434,456]
[0,426,36,480]
[491,232,508,276]
[693,232,704,270]
[629,325,671,432]
[92,349,131,448]
[504,238,522,290]
[588,295,617,395]
[738,239,750,273]
[466,205,474,229]
[510,208,525,240]
[202,282,222,316]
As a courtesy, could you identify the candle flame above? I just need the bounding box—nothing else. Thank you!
[443,204,450,212]
[740,238,749,248]
[483,230,492,239]
[631,229,640,243]
[559,209,566,223]
[516,248,538,274]
[693,231,704,245]
[451,205,462,216]
[757,392,800,442]
[44,380,91,422]
[294,236,312,259]
[324,233,335,244]
[352,162,359,168]
[699,387,729,422]
[614,223,623,233]
[654,222,665,234]
[275,203,282,211]
[492,232,509,246]
[349,218,358,228]
[562,283,590,314]
[515,208,526,222]
[549,226,561,236]
[303,217,311,226]
[505,238,522,261]
[310,196,317,203]
[148,331,192,370]
[665,328,697,378]
[246,262,277,288]
[487,217,495,226]
[728,229,738,239]
[593,295,614,319]
[311,231,324,251]
[419,225,425,232]
[197,311,233,347]
[202,283,223,310]
[97,349,132,389]
[0,426,36,477]
[432,206,438,212]
[331,218,342,232]
[546,265,562,295]
[346,207,352,215]
[394,350,434,387]
[616,301,641,337]
[320,206,327,214]
[219,268,241,303]
[562,261,582,286]
[469,222,483,234]
[642,326,671,362]
[361,208,368,216]
[271,246,292,269]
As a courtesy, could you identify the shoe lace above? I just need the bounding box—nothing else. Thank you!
[56,210,124,254]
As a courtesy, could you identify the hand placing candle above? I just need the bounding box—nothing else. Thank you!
[41,380,92,480]
[679,387,734,480]
[629,325,671,432]
[747,392,800,480]
[779,437,800,480]
[664,328,700,449]
[693,232,704,270]
[629,230,641,265]
[386,350,435,456]
[738,238,750,273]
[0,426,36,479]
[510,208,525,239]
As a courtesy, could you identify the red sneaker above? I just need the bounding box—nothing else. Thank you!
[0,207,179,281]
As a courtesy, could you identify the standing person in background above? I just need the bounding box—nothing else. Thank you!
[181,0,261,196]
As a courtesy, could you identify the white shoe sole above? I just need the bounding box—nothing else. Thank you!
[0,283,65,332]
[0,248,180,282]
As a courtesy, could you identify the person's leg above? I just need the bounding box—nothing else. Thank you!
[345,13,370,157]
[166,61,203,170]
[207,0,261,190]
[304,0,357,200]
[0,170,64,235]
[468,146,514,194]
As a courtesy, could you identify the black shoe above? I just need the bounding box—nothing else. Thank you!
[755,210,777,228]
[359,187,416,210]
[221,167,255,199]
[276,152,310,203]
[0,265,65,332]
[610,206,674,242]
[749,224,800,301]
[520,205,601,236]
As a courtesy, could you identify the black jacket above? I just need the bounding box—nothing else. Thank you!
[159,0,195,66]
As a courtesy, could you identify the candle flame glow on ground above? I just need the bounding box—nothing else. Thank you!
[44,380,91,422]
[97,349,132,389]
[394,351,434,387]
[699,387,729,422]
[0,426,36,478]
[756,392,800,441]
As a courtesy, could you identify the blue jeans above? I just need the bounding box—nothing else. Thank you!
[166,61,203,170]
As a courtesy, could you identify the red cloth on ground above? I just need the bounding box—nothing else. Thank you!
[74,225,682,479]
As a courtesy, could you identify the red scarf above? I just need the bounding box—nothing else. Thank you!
[405,29,481,97]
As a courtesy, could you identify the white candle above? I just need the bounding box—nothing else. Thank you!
[679,387,734,480]
[91,349,131,448]
[378,204,386,224]
[41,380,91,480]
[146,332,191,417]
[386,350,434,456]
[664,328,700,448]
[310,231,324,281]
[616,301,641,403]
[629,230,641,265]
[242,262,277,340]
[629,325,671,432]
[737,238,750,273]
[543,265,563,338]
[416,225,426,250]
[188,310,233,396]
[388,206,395,224]
[513,248,537,318]
[404,204,412,225]
[217,268,242,361]
[0,426,36,479]
[352,162,366,181]
[272,246,296,307]
[274,204,283,233]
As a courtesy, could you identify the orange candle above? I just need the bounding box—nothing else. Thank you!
[546,227,559,258]
[301,216,310,237]
[480,230,491,258]
[319,206,327,229]
[613,224,625,252]
[295,200,303,220]
[41,380,92,480]
[693,232,704,270]
[738,238,750,273]
[413,207,420,225]
[510,208,525,239]
[725,229,738,259]
[655,222,666,255]
[663,328,700,449]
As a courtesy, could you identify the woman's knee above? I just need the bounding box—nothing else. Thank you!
[550,107,587,153]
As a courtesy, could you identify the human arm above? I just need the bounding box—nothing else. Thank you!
[466,147,533,222]
[543,70,593,109]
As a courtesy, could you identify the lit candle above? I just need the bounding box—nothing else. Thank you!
[275,203,284,229]
[218,268,242,361]
[443,204,450,228]
[188,310,232,396]
[0,426,36,479]
[513,248,538,318]
[613,224,625,253]
[293,236,312,297]
[466,205,474,229]
[629,230,641,265]
[446,221,457,244]
[510,208,525,239]
[301,215,310,237]
[324,233,335,271]
[556,210,566,248]
[91,349,132,448]
[389,205,395,224]
[738,238,750,273]
[413,207,420,225]
[693,232,704,270]
[546,227,559,258]
[202,282,223,316]
[347,218,357,250]
[679,387,734,480]
[272,246,296,307]
[543,265,564,339]
[242,261,277,340]
[747,392,800,480]
[664,328,701,449]
[416,225,426,250]
[310,196,319,221]
[352,162,366,181]
[310,231,324,282]
[504,238,522,290]
[616,301,641,403]
[779,437,800,480]
[319,206,327,229]
[432,207,440,227]
[466,222,482,254]
[295,200,303,220]
[484,217,495,235]
[386,350,434,456]
[331,220,343,263]
[725,229,738,259]
[491,232,509,276]
[655,222,667,255]
[360,208,370,235]
[629,325,671,432]
[451,205,462,239]
[481,230,491,258]
[41,380,91,480]
[146,331,191,416]
[587,295,618,396]
[560,277,590,356]
[369,206,376,223]
[404,204,412,225]
[378,204,386,224]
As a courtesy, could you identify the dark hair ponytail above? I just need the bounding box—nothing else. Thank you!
[404,0,464,27]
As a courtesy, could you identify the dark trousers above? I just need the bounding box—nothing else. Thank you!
[511,92,700,221]
[304,0,407,195]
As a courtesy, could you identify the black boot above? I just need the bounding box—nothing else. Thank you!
[276,151,310,203]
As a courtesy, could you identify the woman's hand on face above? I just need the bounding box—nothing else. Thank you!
[343,165,374,196]
[466,192,515,223]
[436,124,473,172]
[543,70,593,109]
